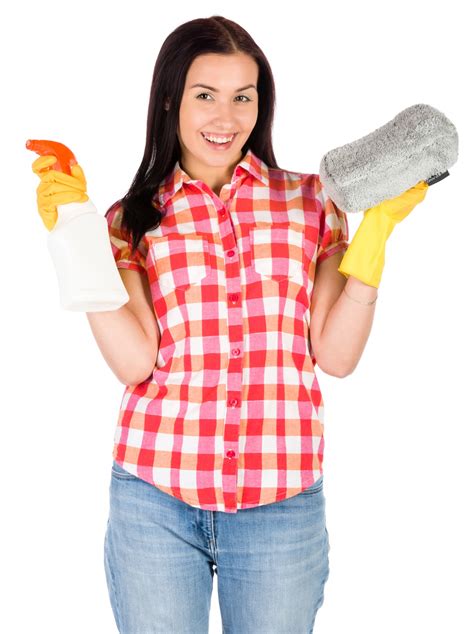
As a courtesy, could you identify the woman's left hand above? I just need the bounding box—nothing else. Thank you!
[365,180,429,224]
[337,180,429,288]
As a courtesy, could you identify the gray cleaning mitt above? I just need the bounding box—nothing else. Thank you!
[319,103,459,214]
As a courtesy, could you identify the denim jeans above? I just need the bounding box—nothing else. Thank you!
[104,460,330,633]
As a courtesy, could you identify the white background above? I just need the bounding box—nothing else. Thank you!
[2,0,473,632]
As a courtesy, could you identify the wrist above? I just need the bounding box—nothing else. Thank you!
[345,275,379,299]
[343,284,378,305]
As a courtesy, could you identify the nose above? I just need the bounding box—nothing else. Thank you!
[209,101,237,129]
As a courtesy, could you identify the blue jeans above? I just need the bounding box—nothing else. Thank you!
[104,460,330,633]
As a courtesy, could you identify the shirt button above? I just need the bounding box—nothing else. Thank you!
[219,209,226,217]
[229,293,239,303]
[227,249,235,257]
[226,450,236,458]
[229,398,239,407]
[231,348,240,356]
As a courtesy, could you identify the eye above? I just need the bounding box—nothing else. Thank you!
[196,93,252,102]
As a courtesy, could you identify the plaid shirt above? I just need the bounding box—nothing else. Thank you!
[106,148,349,513]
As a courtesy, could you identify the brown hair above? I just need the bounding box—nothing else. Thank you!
[106,15,279,254]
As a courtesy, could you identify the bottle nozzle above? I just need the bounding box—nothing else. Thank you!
[26,139,78,175]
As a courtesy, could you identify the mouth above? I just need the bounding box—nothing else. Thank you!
[201,132,237,150]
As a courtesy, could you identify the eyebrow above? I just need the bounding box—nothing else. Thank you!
[189,83,257,92]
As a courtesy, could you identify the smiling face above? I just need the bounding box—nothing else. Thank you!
[176,52,259,194]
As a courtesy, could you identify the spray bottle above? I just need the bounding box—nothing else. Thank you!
[26,139,129,311]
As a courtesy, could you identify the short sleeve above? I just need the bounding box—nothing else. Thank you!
[105,201,147,274]
[314,176,350,265]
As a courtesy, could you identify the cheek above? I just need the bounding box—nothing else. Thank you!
[240,119,257,137]
[178,103,203,134]
[242,105,258,130]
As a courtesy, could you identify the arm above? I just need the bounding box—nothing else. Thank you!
[86,269,160,385]
[310,251,377,377]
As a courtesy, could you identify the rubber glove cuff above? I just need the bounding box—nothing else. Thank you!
[337,207,397,288]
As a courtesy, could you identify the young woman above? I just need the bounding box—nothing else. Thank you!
[30,14,427,634]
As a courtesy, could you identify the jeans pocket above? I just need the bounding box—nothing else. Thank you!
[111,460,139,481]
[298,474,324,495]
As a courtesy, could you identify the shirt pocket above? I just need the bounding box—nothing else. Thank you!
[147,233,210,291]
[250,223,305,282]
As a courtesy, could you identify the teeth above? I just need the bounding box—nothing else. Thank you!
[203,133,234,144]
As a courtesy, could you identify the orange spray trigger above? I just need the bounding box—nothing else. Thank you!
[26,139,78,175]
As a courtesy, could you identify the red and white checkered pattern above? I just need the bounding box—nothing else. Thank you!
[106,148,349,512]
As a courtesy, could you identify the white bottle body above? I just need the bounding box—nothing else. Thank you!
[47,200,130,312]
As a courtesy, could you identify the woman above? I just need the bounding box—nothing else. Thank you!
[30,14,427,634]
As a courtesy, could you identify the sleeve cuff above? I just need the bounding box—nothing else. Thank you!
[117,261,147,274]
[316,241,349,265]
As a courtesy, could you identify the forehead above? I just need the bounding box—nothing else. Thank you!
[186,53,258,84]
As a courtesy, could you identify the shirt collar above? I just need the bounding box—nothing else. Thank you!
[154,147,270,207]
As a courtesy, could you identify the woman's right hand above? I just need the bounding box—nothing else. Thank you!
[31,155,89,231]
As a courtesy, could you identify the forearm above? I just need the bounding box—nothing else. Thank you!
[317,276,378,377]
[86,305,155,385]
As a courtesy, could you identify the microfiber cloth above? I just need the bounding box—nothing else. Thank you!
[319,103,459,214]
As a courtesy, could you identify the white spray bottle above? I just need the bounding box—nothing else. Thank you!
[47,199,130,311]
[27,139,129,312]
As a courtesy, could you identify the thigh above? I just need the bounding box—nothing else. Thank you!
[216,476,330,634]
[103,460,214,634]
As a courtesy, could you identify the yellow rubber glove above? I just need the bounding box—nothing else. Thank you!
[337,180,429,288]
[31,154,89,231]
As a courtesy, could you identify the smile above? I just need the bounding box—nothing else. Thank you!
[201,132,237,150]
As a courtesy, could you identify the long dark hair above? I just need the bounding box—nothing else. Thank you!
[105,15,280,255]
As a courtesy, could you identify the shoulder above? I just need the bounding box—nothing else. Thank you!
[266,166,325,202]
[105,200,133,239]
[105,200,124,223]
